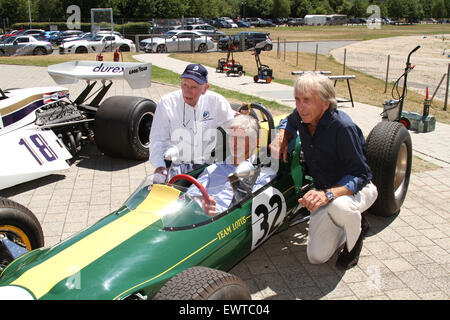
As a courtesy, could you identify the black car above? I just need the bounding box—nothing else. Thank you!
[217,32,272,51]
[287,18,305,26]
[244,18,271,27]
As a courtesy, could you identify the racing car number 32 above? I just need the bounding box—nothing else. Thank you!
[19,134,58,165]
[251,187,287,250]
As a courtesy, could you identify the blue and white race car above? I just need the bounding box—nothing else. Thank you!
[0,60,154,190]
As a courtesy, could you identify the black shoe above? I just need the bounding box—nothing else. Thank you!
[361,213,370,237]
[335,214,370,270]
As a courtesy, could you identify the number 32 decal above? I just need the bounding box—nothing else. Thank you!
[251,187,286,250]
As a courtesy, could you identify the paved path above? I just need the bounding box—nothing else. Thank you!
[0,60,449,300]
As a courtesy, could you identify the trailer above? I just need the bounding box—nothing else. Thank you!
[304,15,328,26]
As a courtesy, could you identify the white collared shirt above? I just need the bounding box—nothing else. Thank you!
[187,155,276,213]
[149,89,235,169]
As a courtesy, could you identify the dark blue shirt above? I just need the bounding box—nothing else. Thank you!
[280,109,372,193]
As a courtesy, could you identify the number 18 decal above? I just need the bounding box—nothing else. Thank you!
[251,187,286,250]
[19,134,58,165]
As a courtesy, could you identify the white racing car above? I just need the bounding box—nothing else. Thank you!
[0,60,155,190]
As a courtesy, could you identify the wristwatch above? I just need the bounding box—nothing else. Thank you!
[325,190,335,202]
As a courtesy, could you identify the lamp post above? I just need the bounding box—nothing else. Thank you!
[28,0,32,28]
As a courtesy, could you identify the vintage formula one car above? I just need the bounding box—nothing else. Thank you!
[0,60,155,190]
[0,103,412,300]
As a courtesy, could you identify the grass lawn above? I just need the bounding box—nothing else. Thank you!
[225,24,450,41]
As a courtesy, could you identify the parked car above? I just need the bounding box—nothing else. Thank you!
[150,25,177,34]
[219,17,238,28]
[140,30,214,53]
[52,30,85,45]
[36,31,60,42]
[0,35,53,56]
[62,31,123,44]
[235,20,251,28]
[244,18,272,27]
[0,30,24,42]
[174,24,226,40]
[59,33,135,54]
[287,18,305,26]
[14,29,45,38]
[264,19,277,27]
[349,17,367,24]
[273,18,288,25]
[218,32,272,51]
[211,20,233,29]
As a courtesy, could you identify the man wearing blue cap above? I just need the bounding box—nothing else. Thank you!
[149,64,236,182]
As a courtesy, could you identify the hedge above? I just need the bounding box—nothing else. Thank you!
[11,22,152,36]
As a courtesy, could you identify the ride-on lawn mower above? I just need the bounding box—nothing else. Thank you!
[216,40,245,77]
[252,40,273,83]
[382,45,436,133]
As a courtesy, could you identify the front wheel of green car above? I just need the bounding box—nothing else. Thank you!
[0,197,44,272]
[154,266,251,300]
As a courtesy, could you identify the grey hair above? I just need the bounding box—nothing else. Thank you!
[294,72,338,112]
[227,114,260,138]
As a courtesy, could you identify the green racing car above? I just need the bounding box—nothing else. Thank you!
[0,103,412,300]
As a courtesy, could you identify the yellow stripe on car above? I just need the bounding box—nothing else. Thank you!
[10,184,180,299]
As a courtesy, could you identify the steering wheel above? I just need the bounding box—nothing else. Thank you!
[168,174,212,205]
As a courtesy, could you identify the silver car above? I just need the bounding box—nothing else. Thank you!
[140,30,214,53]
[0,35,53,56]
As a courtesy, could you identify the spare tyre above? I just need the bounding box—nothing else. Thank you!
[95,96,156,161]
[366,121,412,217]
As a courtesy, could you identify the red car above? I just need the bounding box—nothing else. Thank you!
[0,30,24,42]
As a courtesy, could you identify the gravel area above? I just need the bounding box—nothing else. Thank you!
[330,35,450,102]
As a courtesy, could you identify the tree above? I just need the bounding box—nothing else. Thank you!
[335,0,353,14]
[419,0,432,17]
[387,0,408,20]
[291,0,313,17]
[0,0,32,23]
[349,0,368,17]
[405,0,424,22]
[315,0,333,14]
[329,0,344,11]
[273,0,291,18]
[244,0,274,18]
[431,0,448,19]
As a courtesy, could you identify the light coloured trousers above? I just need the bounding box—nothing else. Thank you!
[307,182,378,264]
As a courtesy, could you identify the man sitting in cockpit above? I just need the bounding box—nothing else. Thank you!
[187,114,276,216]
